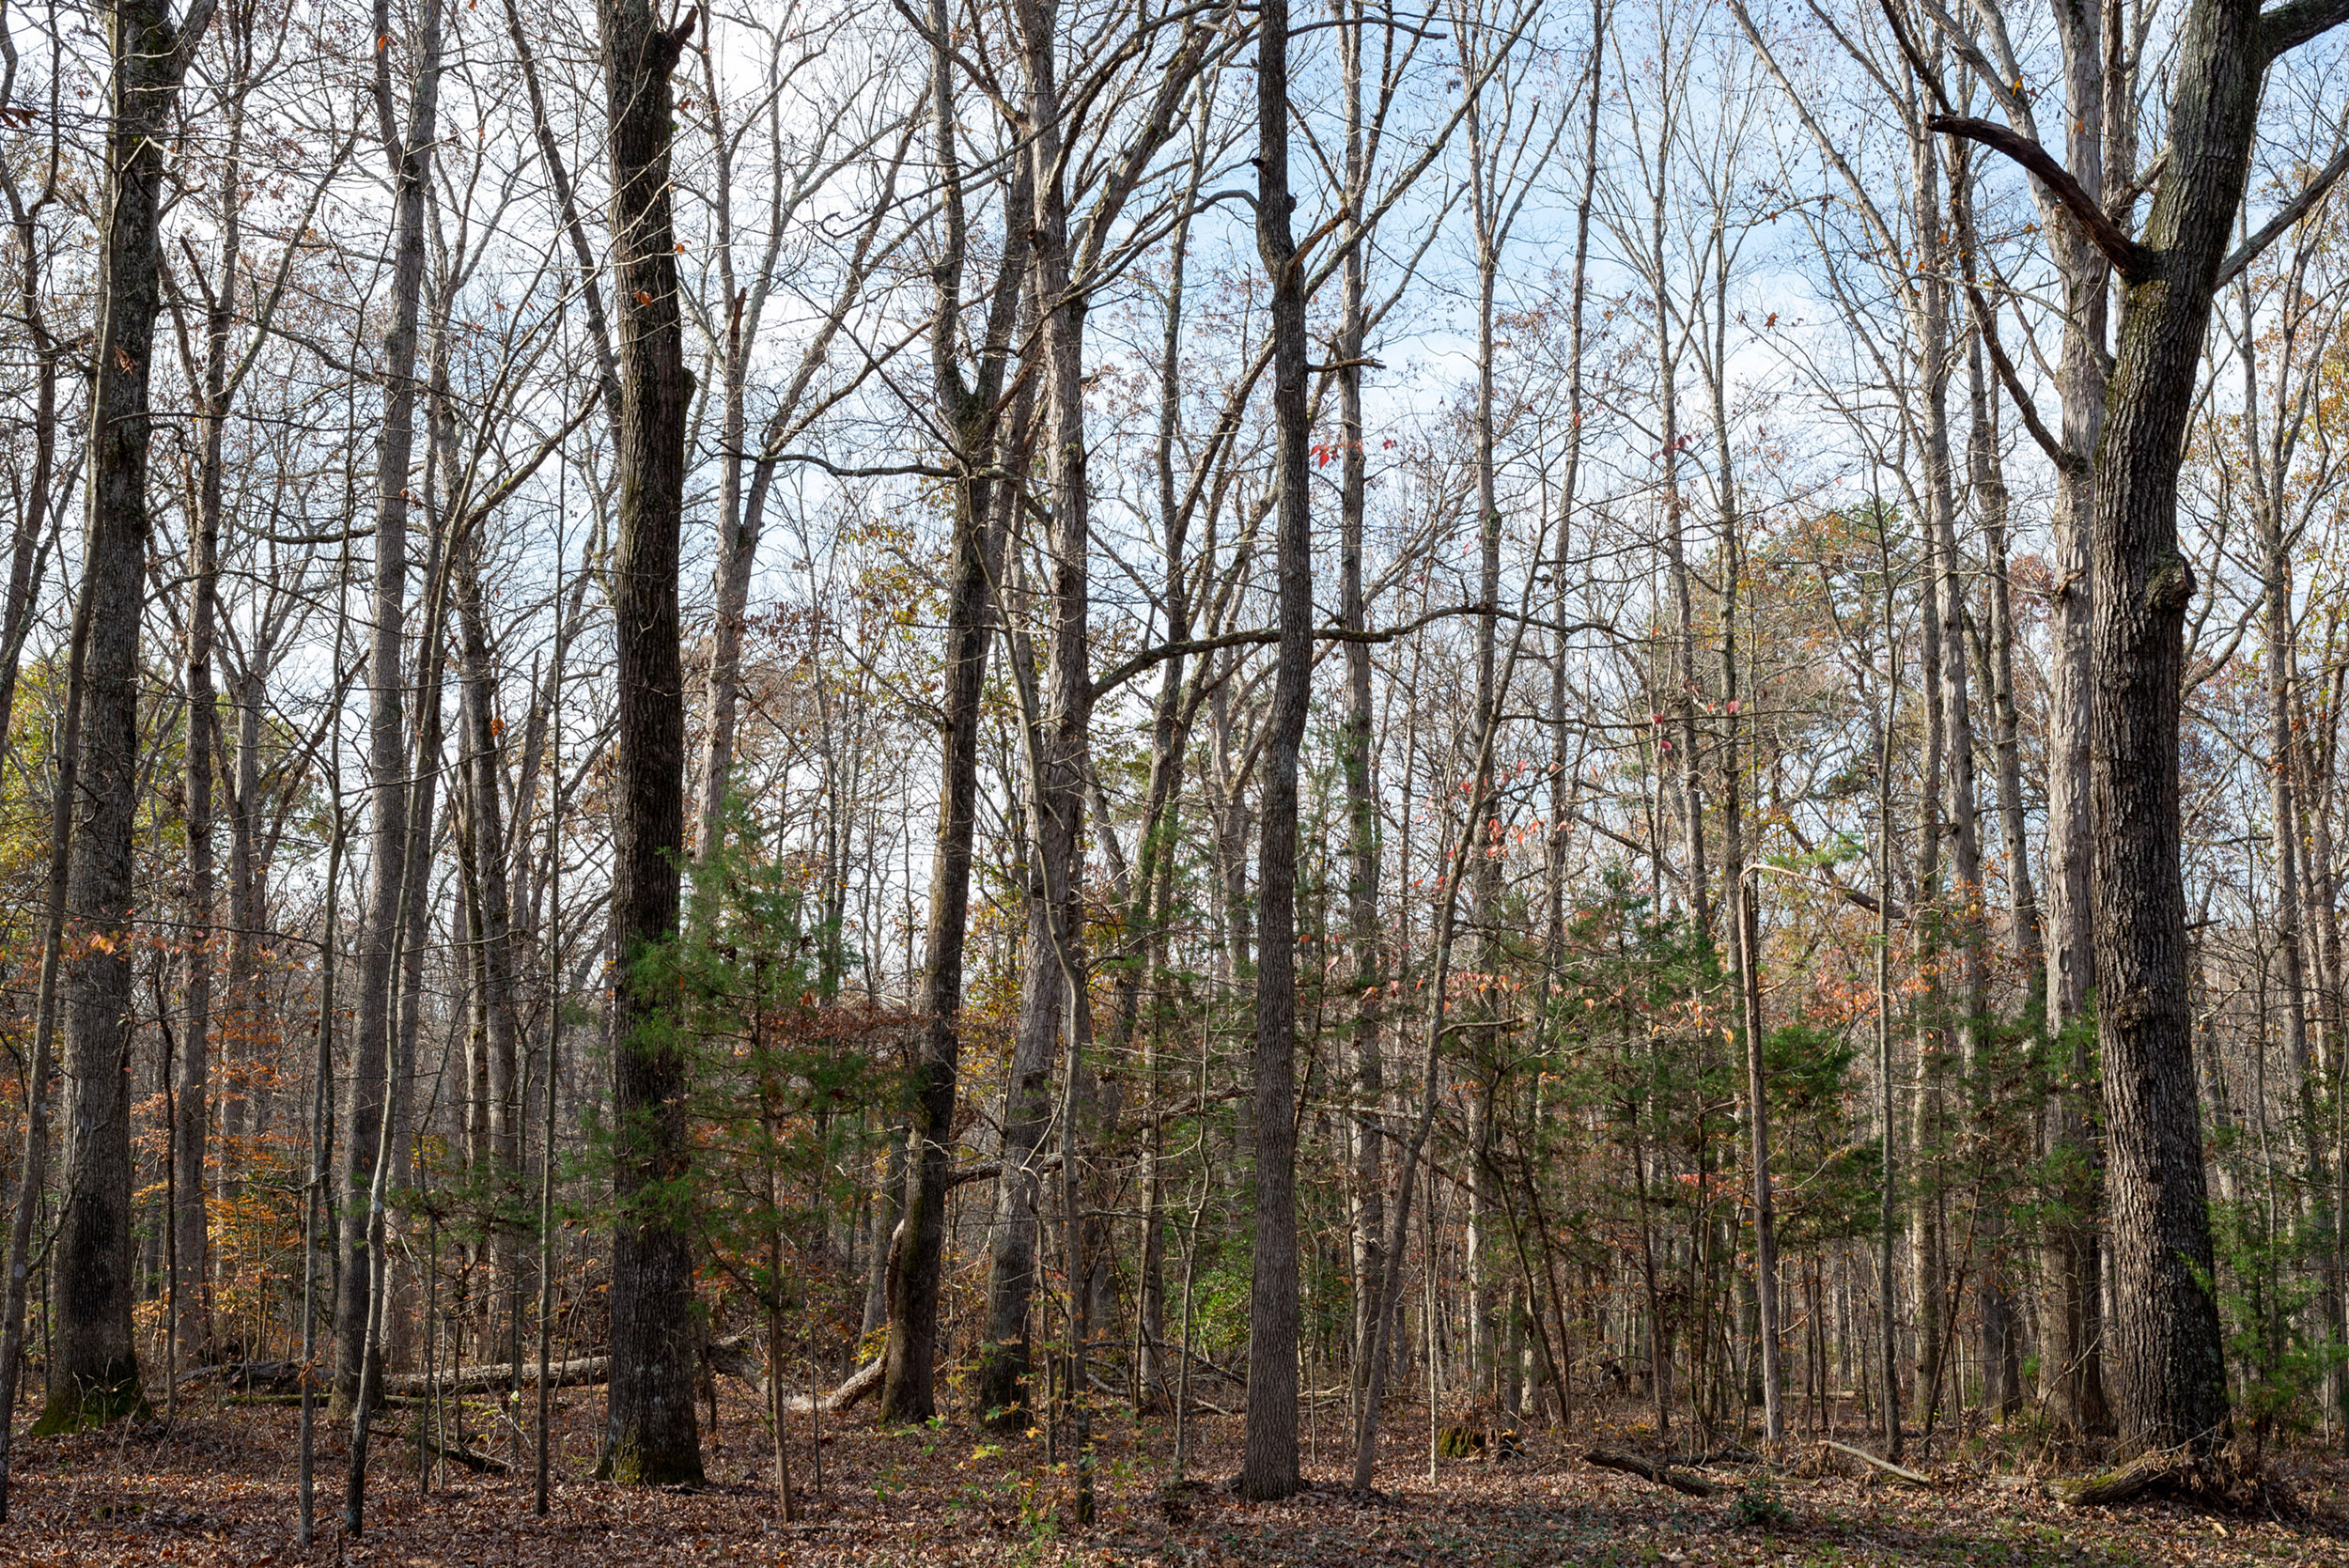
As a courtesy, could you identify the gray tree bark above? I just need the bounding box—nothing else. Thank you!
[335,0,441,1413]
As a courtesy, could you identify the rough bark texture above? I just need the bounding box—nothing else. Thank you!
[1241,0,1305,1498]
[2072,0,2334,1456]
[596,0,702,1487]
[39,0,214,1435]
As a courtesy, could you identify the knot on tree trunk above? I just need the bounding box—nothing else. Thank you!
[2146,554,2196,615]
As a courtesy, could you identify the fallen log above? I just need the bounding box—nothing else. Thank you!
[1820,1438,1935,1488]
[790,1355,883,1413]
[1584,1449,1717,1498]
[2051,1452,2182,1509]
[382,1352,613,1398]
[378,1333,877,1412]
[700,1339,883,1414]
[175,1360,312,1394]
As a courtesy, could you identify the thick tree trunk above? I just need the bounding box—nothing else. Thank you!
[595,0,702,1487]
[39,0,214,1435]
[2057,0,2326,1454]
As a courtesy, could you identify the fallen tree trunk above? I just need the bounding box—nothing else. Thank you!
[2052,1452,2183,1508]
[701,1339,884,1413]
[175,1360,313,1393]
[383,1352,614,1398]
[376,1335,879,1411]
[1821,1438,1935,1488]
[791,1355,883,1413]
[1584,1449,1717,1498]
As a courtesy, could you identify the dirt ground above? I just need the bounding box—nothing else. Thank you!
[4,1385,2345,1566]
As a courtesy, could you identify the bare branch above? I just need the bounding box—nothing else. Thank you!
[1928,115,2154,282]
[2216,139,2349,288]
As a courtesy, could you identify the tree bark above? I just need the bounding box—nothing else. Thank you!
[595,0,702,1486]
[879,0,1023,1418]
[2013,0,2348,1455]
[1240,0,1306,1498]
[39,0,216,1434]
[336,0,440,1413]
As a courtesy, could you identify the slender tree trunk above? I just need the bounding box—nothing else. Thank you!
[1240,0,1307,1498]
[337,0,441,1411]
[0,533,98,1512]
[1709,285,1781,1445]
[1337,0,1386,1403]
[454,529,523,1352]
[1921,141,2015,1421]
[2042,0,2115,1437]
[879,0,1023,1418]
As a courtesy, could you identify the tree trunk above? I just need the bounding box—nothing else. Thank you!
[1240,0,1306,1498]
[1337,0,1386,1405]
[1964,0,2349,1453]
[39,0,215,1434]
[879,0,1023,1418]
[595,0,702,1486]
[337,0,440,1412]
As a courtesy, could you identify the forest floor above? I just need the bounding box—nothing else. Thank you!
[5,1383,2347,1566]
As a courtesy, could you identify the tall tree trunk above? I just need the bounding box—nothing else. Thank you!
[973,0,1220,1423]
[975,359,1089,1420]
[1338,0,1386,1402]
[971,138,1088,1422]
[1922,140,2015,1421]
[1240,0,1306,1498]
[454,528,522,1347]
[336,0,440,1411]
[1941,0,2349,1455]
[879,0,1023,1418]
[1707,244,1781,1444]
[595,0,702,1486]
[2041,0,2115,1437]
[173,67,245,1364]
[39,0,215,1435]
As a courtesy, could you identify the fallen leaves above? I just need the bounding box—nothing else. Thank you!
[5,1395,2349,1566]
